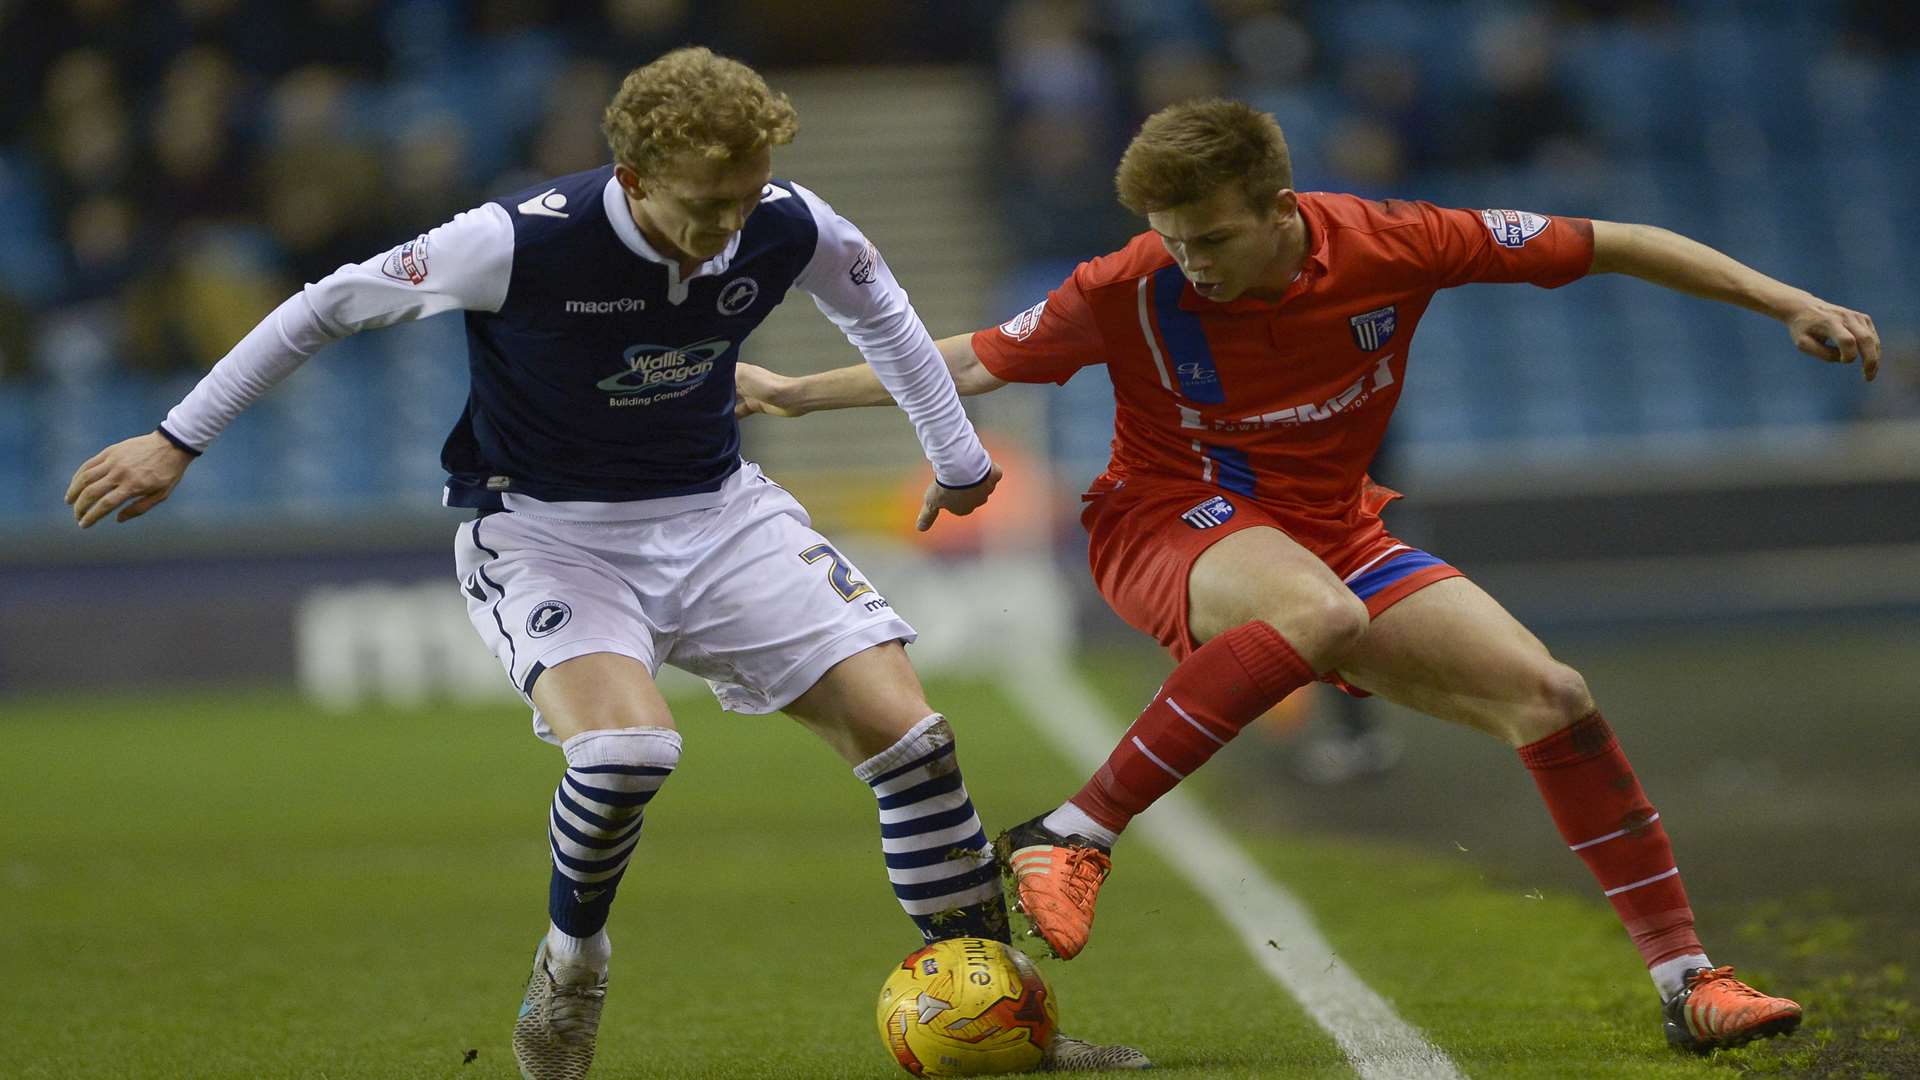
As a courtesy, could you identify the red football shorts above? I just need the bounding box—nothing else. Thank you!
[1080,477,1462,682]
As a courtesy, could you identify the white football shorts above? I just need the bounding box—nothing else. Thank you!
[453,461,916,740]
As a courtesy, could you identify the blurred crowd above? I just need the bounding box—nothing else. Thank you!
[993,0,1917,258]
[0,0,993,383]
[992,0,1918,430]
[0,0,1913,409]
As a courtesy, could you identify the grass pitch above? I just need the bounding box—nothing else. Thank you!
[3,641,1911,1077]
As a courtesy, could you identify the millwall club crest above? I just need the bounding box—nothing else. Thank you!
[717,276,759,315]
[526,600,571,637]
[1180,495,1236,529]
[1348,305,1396,352]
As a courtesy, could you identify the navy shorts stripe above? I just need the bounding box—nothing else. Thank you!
[471,522,517,675]
[1346,549,1447,601]
[471,516,501,560]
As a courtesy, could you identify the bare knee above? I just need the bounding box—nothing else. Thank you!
[545,697,666,738]
[1506,662,1596,746]
[785,641,935,765]
[531,652,675,742]
[1259,589,1369,670]
[541,696,674,746]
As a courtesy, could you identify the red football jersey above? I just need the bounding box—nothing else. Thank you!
[973,193,1594,524]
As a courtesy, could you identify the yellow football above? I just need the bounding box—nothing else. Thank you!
[875,937,1059,1077]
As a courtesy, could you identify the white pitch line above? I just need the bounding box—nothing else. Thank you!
[1004,654,1465,1080]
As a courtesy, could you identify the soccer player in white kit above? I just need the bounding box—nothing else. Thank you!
[65,48,1147,1079]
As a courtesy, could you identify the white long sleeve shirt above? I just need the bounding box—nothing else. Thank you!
[161,167,991,517]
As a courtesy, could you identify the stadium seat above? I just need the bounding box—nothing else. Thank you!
[0,388,37,520]
[1559,27,1689,154]
[0,154,66,305]
[372,314,471,498]
[7,4,1912,526]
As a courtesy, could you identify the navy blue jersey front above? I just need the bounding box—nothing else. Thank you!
[443,166,818,506]
[162,165,992,514]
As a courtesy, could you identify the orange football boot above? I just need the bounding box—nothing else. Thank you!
[1663,966,1803,1053]
[995,815,1112,960]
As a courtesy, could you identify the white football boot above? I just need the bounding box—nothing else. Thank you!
[512,940,607,1080]
[1045,1032,1154,1070]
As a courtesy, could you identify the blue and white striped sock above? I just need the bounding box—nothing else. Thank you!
[545,726,680,965]
[855,715,1009,944]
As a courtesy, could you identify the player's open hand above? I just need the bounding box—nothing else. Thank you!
[65,431,195,528]
[734,362,806,418]
[917,463,1002,533]
[1787,299,1880,381]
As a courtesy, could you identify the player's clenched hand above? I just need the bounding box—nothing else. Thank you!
[916,463,1002,533]
[1786,299,1880,381]
[733,362,806,418]
[65,431,194,528]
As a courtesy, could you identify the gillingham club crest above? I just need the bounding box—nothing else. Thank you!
[1180,496,1236,529]
[1348,305,1397,352]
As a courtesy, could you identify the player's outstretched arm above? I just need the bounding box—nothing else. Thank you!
[1588,219,1880,380]
[735,334,1007,419]
[64,206,511,529]
[65,431,196,528]
[733,360,888,416]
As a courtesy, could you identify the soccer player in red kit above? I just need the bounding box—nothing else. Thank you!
[734,99,1882,1053]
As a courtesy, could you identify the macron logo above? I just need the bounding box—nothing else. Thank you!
[517,189,569,218]
[565,298,646,314]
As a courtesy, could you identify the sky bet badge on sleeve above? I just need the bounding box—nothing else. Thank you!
[379,234,430,285]
[999,299,1046,341]
[1480,208,1550,248]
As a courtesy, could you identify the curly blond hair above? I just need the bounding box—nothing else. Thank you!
[1115,99,1293,215]
[602,47,798,180]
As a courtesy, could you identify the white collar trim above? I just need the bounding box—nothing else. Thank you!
[601,175,741,281]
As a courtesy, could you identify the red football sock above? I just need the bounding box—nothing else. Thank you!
[1519,713,1703,968]
[1071,621,1314,834]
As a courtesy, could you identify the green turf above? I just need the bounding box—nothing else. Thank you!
[5,658,1897,1078]
[2,685,1334,1079]
[1075,624,1920,1079]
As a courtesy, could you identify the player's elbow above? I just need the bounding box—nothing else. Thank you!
[952,362,1008,396]
[938,338,1006,396]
